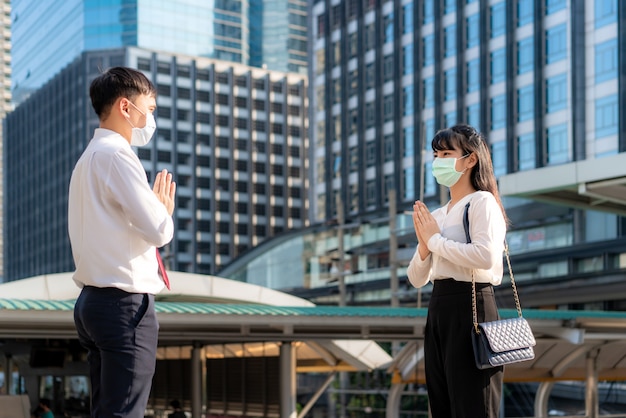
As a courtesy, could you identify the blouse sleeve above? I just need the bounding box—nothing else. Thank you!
[406,245,432,288]
[426,193,506,270]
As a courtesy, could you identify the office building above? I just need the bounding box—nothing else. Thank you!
[10,0,308,103]
[3,47,308,281]
[0,0,11,280]
[221,0,626,311]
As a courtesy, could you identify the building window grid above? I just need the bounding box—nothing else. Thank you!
[546,123,569,165]
[546,73,567,113]
[595,0,617,28]
[467,14,479,49]
[491,141,507,178]
[595,38,618,84]
[490,2,506,38]
[467,59,480,92]
[445,25,456,58]
[546,24,567,64]
[491,95,506,131]
[445,68,457,101]
[595,95,618,139]
[518,133,536,171]
[545,0,566,15]
[517,0,534,27]
[517,37,534,74]
[518,85,534,122]
[490,49,506,84]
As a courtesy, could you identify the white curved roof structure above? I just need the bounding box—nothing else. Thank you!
[0,272,392,371]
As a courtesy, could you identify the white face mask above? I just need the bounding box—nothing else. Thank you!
[126,101,156,147]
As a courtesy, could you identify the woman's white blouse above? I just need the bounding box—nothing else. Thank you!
[407,191,507,288]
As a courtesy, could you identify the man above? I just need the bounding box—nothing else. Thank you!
[68,66,176,417]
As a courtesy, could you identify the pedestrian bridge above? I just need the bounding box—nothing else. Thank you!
[1,273,626,417]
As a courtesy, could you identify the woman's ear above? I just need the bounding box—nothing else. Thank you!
[467,152,478,168]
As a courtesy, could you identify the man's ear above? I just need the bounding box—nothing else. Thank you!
[116,97,131,118]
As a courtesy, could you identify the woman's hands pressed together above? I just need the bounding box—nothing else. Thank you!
[411,200,440,260]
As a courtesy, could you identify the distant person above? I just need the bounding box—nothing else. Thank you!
[38,398,54,418]
[168,399,186,418]
[69,66,176,417]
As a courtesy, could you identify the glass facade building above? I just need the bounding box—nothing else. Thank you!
[0,0,11,279]
[220,0,626,310]
[11,0,307,103]
[4,47,308,281]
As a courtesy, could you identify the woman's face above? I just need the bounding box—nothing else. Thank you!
[433,147,470,173]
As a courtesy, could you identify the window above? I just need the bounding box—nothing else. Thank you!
[595,0,617,28]
[445,68,457,101]
[546,0,566,15]
[384,12,394,43]
[423,35,434,67]
[384,95,394,121]
[467,14,479,49]
[517,0,534,27]
[366,141,376,164]
[445,25,456,57]
[491,141,507,178]
[423,76,434,109]
[546,124,569,164]
[424,161,436,195]
[424,119,435,143]
[365,103,375,128]
[403,3,414,34]
[490,2,506,38]
[445,111,457,128]
[490,49,506,84]
[546,24,567,64]
[403,167,415,201]
[491,95,506,130]
[518,133,536,170]
[349,147,358,172]
[384,134,394,162]
[366,180,376,206]
[467,59,479,92]
[546,73,567,113]
[517,85,534,122]
[383,55,394,82]
[404,85,414,116]
[444,0,455,14]
[595,95,618,139]
[595,39,618,83]
[423,0,434,24]
[365,63,375,88]
[404,126,415,157]
[517,37,534,74]
[467,103,480,131]
[404,44,414,75]
[365,23,375,49]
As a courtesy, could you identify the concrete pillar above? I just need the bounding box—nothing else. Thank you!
[280,342,297,418]
[191,342,205,418]
[585,349,599,418]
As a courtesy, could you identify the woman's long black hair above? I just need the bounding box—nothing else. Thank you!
[431,123,508,223]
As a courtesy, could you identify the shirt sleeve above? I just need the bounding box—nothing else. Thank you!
[426,193,506,270]
[406,245,432,288]
[98,149,174,247]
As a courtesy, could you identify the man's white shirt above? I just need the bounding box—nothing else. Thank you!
[68,128,173,294]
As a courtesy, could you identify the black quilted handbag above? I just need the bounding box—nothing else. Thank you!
[463,203,536,370]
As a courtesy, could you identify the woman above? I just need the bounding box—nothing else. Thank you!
[407,124,507,417]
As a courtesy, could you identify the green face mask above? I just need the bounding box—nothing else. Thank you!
[432,154,469,187]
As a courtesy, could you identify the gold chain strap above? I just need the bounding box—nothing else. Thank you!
[472,240,523,334]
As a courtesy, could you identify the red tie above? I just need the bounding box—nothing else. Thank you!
[156,248,170,290]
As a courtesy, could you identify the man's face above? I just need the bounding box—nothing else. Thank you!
[127,94,156,128]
